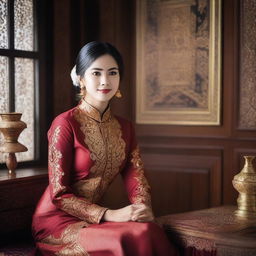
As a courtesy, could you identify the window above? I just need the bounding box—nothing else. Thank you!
[0,0,38,162]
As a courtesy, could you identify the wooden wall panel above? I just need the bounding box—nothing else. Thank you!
[140,146,222,216]
[52,0,75,117]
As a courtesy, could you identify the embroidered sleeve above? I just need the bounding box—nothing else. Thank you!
[48,117,107,224]
[121,123,152,207]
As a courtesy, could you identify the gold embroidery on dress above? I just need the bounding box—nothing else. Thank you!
[49,126,65,195]
[130,147,151,206]
[60,196,107,224]
[73,104,126,204]
[72,177,101,200]
[42,221,89,256]
[79,99,111,122]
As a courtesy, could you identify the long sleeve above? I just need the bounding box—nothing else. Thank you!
[48,116,107,224]
[121,122,152,207]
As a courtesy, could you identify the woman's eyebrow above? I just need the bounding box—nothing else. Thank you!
[90,68,103,71]
[90,67,118,71]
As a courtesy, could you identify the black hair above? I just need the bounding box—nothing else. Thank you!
[76,41,124,80]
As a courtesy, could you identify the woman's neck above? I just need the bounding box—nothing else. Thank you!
[83,97,109,115]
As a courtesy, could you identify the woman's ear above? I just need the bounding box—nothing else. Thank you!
[78,78,86,97]
[79,77,85,87]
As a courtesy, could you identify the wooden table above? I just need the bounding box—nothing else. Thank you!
[158,206,256,256]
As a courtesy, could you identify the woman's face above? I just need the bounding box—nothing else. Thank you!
[81,54,120,108]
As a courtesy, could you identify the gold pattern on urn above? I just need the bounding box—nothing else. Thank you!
[232,156,256,219]
[0,113,28,177]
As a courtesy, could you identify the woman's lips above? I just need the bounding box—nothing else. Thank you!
[97,89,112,94]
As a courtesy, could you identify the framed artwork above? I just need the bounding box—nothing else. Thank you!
[136,0,222,125]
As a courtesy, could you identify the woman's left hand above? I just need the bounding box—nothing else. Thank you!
[131,203,154,222]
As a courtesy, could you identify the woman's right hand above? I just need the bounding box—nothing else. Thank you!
[102,204,154,223]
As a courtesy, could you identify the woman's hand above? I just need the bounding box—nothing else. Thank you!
[103,204,154,223]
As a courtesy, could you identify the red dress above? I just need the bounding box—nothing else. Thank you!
[32,100,178,256]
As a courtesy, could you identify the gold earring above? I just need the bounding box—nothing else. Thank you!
[79,85,86,97]
[115,89,122,98]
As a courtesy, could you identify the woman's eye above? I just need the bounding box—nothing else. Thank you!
[109,71,118,76]
[92,71,101,76]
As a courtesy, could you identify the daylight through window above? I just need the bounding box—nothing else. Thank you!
[0,0,37,162]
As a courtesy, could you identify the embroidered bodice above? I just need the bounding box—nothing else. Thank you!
[71,101,126,203]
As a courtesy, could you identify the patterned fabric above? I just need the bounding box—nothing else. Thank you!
[48,126,64,195]
[130,147,151,205]
[73,105,126,203]
[41,222,88,256]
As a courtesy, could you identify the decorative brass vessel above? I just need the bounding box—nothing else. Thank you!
[232,156,256,219]
[0,113,28,177]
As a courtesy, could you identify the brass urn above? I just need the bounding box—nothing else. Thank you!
[0,113,28,177]
[232,156,256,218]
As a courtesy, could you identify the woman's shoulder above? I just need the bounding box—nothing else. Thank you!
[114,115,133,126]
[114,115,135,134]
[51,107,77,127]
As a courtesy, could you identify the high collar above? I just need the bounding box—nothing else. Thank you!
[78,99,111,122]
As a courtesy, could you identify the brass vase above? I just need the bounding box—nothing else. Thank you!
[0,113,28,177]
[232,156,256,218]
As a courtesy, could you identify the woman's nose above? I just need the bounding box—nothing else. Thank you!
[101,74,109,86]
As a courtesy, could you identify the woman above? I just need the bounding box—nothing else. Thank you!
[32,41,178,256]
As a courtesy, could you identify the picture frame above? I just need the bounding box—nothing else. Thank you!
[136,0,222,125]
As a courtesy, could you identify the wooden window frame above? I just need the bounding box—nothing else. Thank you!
[0,0,52,170]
